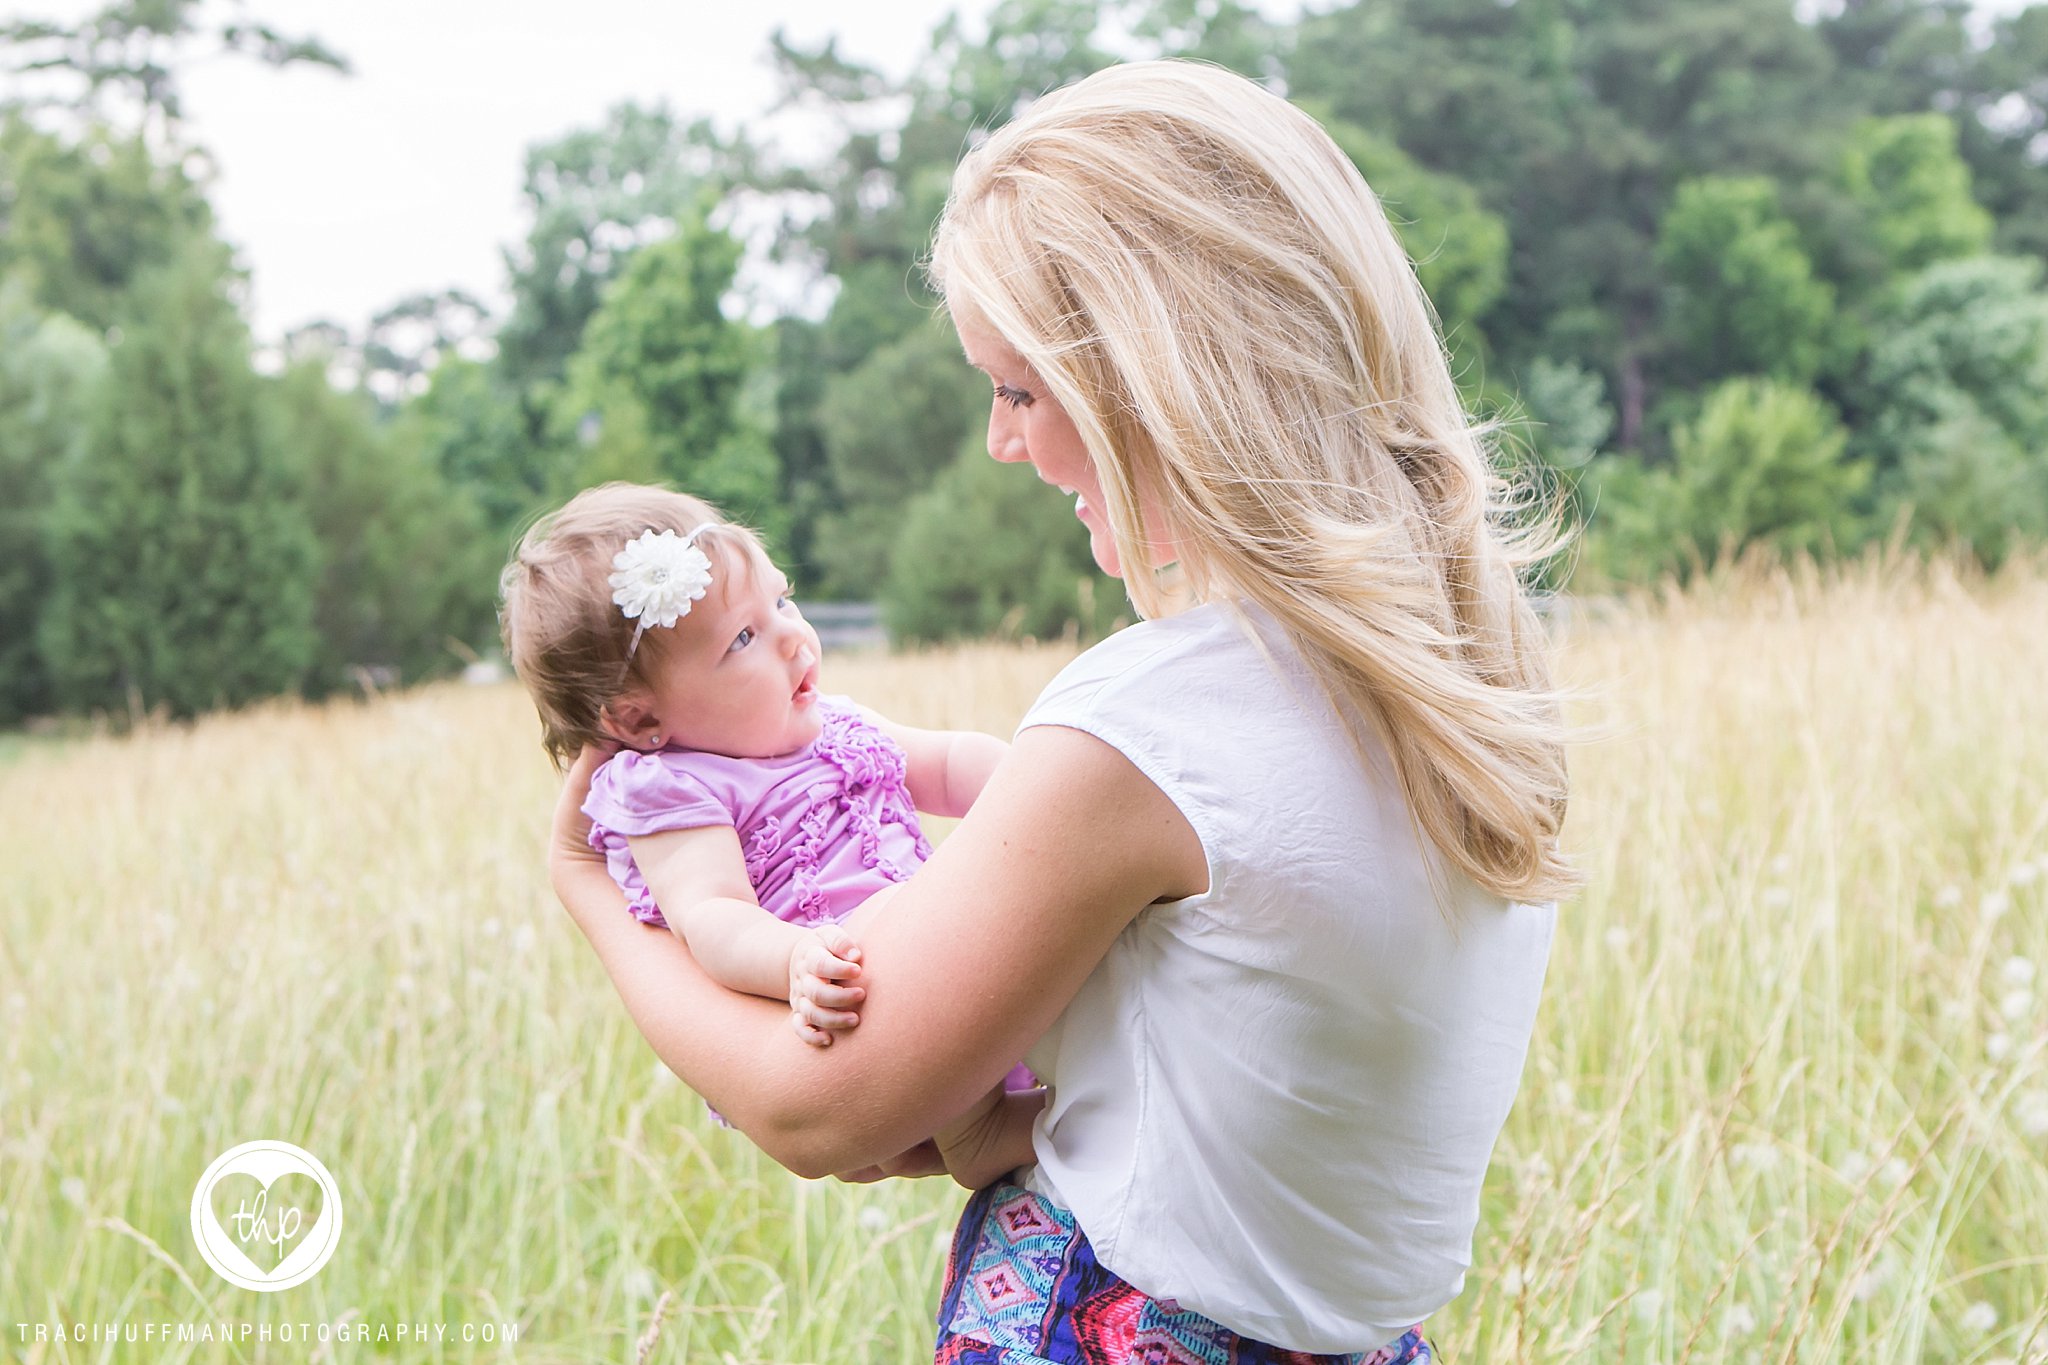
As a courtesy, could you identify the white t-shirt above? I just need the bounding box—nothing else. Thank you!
[1016,601,1555,1353]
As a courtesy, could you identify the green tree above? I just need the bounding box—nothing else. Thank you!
[394,357,554,543]
[0,114,212,331]
[1585,378,1867,581]
[883,440,1125,643]
[1803,113,1994,310]
[0,280,106,723]
[41,242,318,716]
[1289,0,1843,449]
[1658,176,1836,386]
[557,220,786,542]
[1860,255,2048,562]
[497,103,745,394]
[271,363,498,693]
[1,0,345,139]
[810,321,989,595]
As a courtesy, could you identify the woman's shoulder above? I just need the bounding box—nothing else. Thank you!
[1023,602,1302,731]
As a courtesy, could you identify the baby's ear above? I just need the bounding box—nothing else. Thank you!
[600,694,656,746]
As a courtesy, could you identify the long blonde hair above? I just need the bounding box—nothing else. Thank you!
[928,60,1578,903]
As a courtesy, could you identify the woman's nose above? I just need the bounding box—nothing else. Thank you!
[987,409,1026,463]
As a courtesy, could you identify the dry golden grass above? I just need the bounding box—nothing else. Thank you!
[1,565,2043,1363]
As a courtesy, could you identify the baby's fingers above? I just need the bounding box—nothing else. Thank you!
[794,995,860,1034]
[791,1013,835,1047]
[803,978,865,1011]
[815,924,863,968]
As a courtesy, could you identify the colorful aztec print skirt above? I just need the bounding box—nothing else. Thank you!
[935,1179,1433,1365]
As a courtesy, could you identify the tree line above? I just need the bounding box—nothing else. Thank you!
[2,0,2045,725]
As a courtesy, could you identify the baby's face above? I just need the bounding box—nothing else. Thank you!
[645,555,823,759]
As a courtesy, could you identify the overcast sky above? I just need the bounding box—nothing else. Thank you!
[3,0,2030,342]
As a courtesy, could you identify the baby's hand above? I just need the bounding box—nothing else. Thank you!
[789,925,864,1047]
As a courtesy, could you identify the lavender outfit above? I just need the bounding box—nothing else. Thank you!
[583,695,1035,1096]
[584,695,932,931]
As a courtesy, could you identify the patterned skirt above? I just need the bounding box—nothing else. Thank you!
[935,1179,1433,1365]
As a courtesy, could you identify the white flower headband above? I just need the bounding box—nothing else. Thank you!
[609,526,714,656]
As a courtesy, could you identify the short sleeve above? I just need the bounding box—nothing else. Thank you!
[582,750,736,837]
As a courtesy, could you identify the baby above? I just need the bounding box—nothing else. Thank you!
[501,483,1019,1056]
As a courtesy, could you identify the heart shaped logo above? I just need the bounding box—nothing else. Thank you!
[207,1172,326,1271]
[190,1140,344,1292]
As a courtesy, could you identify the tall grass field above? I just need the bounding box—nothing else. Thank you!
[3,561,2045,1364]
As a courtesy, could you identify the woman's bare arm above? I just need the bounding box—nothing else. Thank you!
[549,727,1206,1177]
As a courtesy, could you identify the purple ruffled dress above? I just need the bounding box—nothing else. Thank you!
[584,695,1035,1095]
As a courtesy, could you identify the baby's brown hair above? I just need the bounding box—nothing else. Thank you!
[499,483,767,769]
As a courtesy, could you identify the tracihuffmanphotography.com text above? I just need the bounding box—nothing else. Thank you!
[14,1319,522,1348]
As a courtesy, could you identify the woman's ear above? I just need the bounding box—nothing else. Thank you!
[601,695,662,752]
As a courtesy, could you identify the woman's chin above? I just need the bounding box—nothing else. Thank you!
[1087,527,1123,579]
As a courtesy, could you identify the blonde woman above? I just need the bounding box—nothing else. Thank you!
[551,59,1574,1364]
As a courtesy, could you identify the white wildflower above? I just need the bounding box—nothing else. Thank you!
[2011,862,2040,888]
[1762,886,1793,910]
[1550,1080,1577,1111]
[2014,1090,2048,1140]
[2001,988,2034,1023]
[1731,1142,1782,1172]
[393,973,416,997]
[610,529,713,630]
[2005,957,2039,989]
[59,1177,85,1208]
[1982,891,2012,922]
[1935,885,1963,910]
[1769,854,1793,876]
[1851,1262,1891,1302]
[650,1061,677,1086]
[1988,1031,2014,1062]
[857,1206,890,1234]
[513,924,538,955]
[1499,1263,1532,1295]
[623,1267,657,1301]
[1879,1157,1911,1188]
[1961,1300,1999,1335]
[1633,1288,1665,1323]
[481,917,502,939]
[1604,925,1631,953]
[1839,1150,1871,1182]
[1724,1303,1757,1337]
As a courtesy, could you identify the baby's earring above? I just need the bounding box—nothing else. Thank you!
[647,732,663,749]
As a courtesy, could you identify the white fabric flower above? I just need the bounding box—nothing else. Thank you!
[609,529,713,630]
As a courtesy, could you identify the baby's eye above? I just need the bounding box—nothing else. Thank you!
[994,383,1034,409]
[728,627,755,652]
[776,592,797,611]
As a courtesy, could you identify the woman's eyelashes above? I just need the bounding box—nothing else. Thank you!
[994,382,1035,409]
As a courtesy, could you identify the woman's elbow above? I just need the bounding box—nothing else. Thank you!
[742,1109,857,1180]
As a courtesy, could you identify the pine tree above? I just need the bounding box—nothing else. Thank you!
[42,242,319,717]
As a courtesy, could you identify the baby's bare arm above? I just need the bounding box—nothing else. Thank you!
[866,711,1010,819]
[629,828,865,1040]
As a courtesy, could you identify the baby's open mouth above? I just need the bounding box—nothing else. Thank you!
[793,665,819,704]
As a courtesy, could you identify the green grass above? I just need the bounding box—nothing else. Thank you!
[2,571,2043,1364]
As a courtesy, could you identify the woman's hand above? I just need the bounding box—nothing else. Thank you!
[833,1139,946,1184]
[548,745,613,924]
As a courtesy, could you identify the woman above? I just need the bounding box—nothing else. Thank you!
[551,59,1574,1363]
